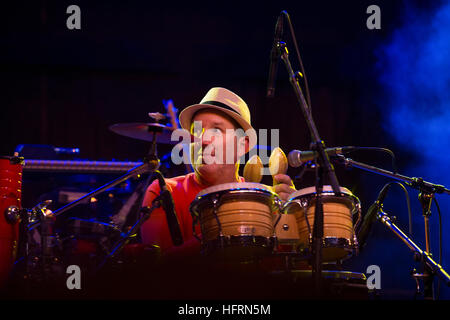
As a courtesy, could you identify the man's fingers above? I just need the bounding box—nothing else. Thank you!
[278,192,291,202]
[273,174,294,186]
[273,183,295,194]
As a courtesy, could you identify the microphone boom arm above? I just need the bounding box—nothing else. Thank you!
[334,155,450,195]
[334,154,450,298]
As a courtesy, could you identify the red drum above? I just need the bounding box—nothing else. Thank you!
[0,156,23,286]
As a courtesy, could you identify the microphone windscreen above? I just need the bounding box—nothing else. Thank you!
[288,150,301,167]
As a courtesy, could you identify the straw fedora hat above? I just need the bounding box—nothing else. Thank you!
[179,87,256,149]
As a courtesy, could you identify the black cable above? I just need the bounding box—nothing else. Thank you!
[281,10,312,112]
[433,197,443,300]
[433,197,443,266]
[348,147,398,174]
[396,182,413,236]
[279,12,399,178]
[378,182,413,236]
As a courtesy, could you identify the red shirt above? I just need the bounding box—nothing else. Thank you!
[140,172,244,257]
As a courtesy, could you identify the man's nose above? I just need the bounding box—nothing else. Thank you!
[199,131,215,147]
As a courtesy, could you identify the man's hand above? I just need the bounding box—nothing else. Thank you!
[272,174,296,202]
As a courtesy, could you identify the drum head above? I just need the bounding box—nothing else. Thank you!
[285,185,360,216]
[288,185,353,200]
[196,182,274,198]
[191,182,279,217]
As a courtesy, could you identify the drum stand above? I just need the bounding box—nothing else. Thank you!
[95,194,162,272]
[7,200,63,286]
[275,30,342,296]
[335,155,450,299]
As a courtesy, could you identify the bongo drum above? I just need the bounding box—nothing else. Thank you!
[0,156,23,286]
[190,182,280,260]
[284,185,361,262]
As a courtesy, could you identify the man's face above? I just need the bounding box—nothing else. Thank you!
[189,110,247,171]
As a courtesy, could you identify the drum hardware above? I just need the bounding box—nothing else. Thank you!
[90,121,183,271]
[352,234,359,256]
[37,202,65,280]
[212,195,222,237]
[96,194,163,272]
[5,205,21,224]
[8,121,177,290]
[10,200,65,284]
[110,178,152,230]
[210,195,228,250]
[65,217,123,248]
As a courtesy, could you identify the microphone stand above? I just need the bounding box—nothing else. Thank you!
[276,40,342,296]
[377,208,450,296]
[334,154,450,299]
[417,191,435,298]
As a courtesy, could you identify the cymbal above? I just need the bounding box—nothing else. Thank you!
[109,122,177,144]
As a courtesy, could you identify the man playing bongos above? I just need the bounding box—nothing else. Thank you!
[140,87,296,257]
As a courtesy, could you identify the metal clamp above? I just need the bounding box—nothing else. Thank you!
[5,205,21,224]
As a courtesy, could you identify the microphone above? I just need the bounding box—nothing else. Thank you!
[288,146,356,167]
[155,172,184,246]
[266,13,284,98]
[357,183,391,249]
